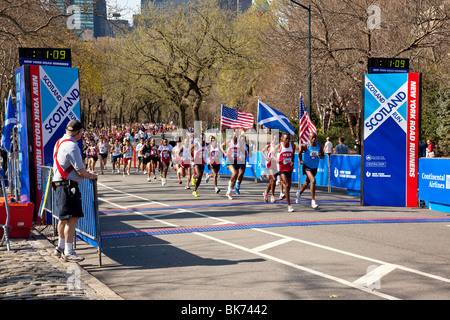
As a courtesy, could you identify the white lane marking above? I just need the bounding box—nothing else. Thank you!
[353,264,397,288]
[252,238,292,252]
[195,232,399,300]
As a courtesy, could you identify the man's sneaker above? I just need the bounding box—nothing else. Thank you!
[296,191,301,204]
[205,173,210,183]
[235,185,240,195]
[53,246,64,258]
[263,192,268,203]
[193,191,199,197]
[288,205,295,212]
[178,179,182,184]
[147,178,151,182]
[226,192,233,200]
[311,200,319,209]
[185,185,190,190]
[270,196,276,203]
[62,251,85,262]
[215,187,220,194]
[191,177,196,186]
[279,193,286,200]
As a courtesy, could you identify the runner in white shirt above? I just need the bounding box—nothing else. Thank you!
[110,139,122,174]
[158,138,173,185]
[135,138,145,172]
[206,136,222,194]
[122,139,133,176]
[176,138,192,189]
[98,136,109,175]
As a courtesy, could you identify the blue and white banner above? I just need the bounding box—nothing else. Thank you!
[419,158,450,208]
[330,155,361,191]
[16,65,80,207]
[362,73,420,207]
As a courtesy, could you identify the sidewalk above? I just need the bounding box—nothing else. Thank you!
[0,229,123,300]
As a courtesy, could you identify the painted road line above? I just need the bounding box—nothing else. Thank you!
[196,231,400,300]
[252,238,293,252]
[352,264,397,288]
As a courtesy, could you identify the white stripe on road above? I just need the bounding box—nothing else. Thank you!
[252,238,292,252]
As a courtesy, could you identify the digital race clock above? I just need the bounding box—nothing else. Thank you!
[368,57,409,74]
[19,48,72,67]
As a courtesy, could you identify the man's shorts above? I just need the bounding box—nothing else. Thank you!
[302,165,318,176]
[226,163,245,171]
[278,171,292,179]
[55,183,83,221]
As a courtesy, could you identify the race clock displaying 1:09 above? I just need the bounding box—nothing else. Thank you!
[19,48,71,61]
[368,57,409,70]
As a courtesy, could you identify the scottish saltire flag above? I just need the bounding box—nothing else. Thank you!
[298,93,316,144]
[1,90,16,152]
[257,101,295,135]
[221,105,254,129]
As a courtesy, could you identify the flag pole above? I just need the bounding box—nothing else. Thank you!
[298,93,302,190]
[255,100,260,182]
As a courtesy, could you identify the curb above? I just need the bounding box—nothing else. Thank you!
[31,229,124,300]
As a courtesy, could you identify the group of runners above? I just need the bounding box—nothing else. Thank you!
[84,128,324,212]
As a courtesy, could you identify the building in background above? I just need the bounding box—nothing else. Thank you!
[53,0,109,39]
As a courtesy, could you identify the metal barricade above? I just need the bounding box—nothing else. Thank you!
[40,166,103,266]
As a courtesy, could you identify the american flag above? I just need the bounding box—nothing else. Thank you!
[221,105,254,129]
[298,93,317,144]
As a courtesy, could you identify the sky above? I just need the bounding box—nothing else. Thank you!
[107,0,141,23]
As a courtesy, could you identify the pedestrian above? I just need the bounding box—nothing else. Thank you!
[110,139,122,174]
[158,138,173,185]
[98,136,109,175]
[52,120,98,262]
[235,135,250,195]
[221,131,244,200]
[273,133,296,212]
[334,137,349,154]
[426,139,435,158]
[206,136,222,194]
[87,138,98,171]
[140,139,153,182]
[176,138,192,189]
[190,134,207,197]
[324,137,333,156]
[296,132,324,209]
[122,139,132,176]
[261,133,279,203]
[136,137,145,172]
[354,139,361,154]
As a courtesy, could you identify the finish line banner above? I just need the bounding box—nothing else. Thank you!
[362,73,420,207]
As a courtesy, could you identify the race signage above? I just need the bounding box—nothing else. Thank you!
[15,65,80,216]
[362,73,421,207]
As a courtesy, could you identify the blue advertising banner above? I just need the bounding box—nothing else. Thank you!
[362,73,420,207]
[419,158,450,212]
[330,155,361,191]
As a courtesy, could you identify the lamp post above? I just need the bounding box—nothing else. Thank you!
[290,0,311,116]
